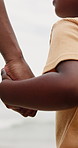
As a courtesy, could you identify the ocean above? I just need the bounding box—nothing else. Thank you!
[0,100,56,148]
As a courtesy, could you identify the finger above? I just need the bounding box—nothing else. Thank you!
[8,108,29,117]
[18,109,35,117]
[5,104,10,109]
[5,104,36,118]
[21,109,31,117]
[29,110,37,117]
[1,69,11,81]
[22,109,37,117]
[21,109,37,117]
[5,104,20,110]
[5,104,28,116]
[11,107,29,117]
[12,109,29,117]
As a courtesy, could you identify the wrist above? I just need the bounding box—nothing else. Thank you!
[4,55,34,80]
[4,48,24,63]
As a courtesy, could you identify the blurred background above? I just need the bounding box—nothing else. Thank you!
[0,0,60,147]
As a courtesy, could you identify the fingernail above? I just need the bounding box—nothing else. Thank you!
[1,69,6,76]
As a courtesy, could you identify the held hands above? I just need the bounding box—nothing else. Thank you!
[1,58,37,117]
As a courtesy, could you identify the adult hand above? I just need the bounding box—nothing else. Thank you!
[3,57,37,117]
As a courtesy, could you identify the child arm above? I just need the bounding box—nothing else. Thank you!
[1,60,78,111]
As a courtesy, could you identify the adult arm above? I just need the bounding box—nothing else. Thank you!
[0,0,33,79]
[0,0,37,117]
[0,0,22,62]
[1,60,78,111]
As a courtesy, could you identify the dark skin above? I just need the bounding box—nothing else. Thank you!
[1,60,78,111]
[1,0,78,111]
[0,0,37,117]
[53,0,78,18]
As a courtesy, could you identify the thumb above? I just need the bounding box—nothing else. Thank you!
[1,69,11,81]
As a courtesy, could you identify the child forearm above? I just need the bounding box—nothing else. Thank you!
[0,71,77,111]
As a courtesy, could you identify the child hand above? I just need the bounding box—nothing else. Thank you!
[1,69,37,117]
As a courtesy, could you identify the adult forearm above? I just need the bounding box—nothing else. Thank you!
[0,0,22,62]
[1,72,77,111]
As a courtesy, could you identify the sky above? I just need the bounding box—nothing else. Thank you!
[0,0,60,121]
